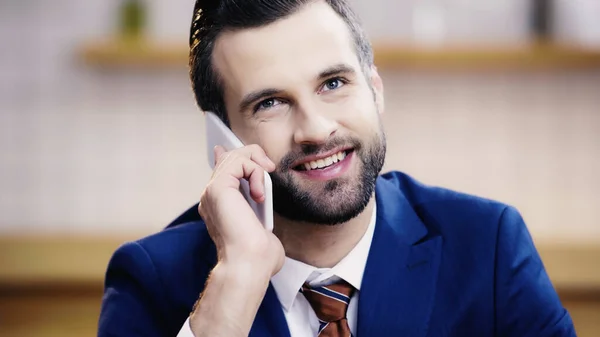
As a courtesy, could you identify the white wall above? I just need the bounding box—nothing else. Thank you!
[351,0,530,45]
[1,0,599,242]
[553,0,600,47]
[381,70,600,244]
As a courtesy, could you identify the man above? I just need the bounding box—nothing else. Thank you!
[98,0,576,336]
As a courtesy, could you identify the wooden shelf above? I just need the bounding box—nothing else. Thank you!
[79,39,189,68]
[78,39,600,70]
[374,43,600,70]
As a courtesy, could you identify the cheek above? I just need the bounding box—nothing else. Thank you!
[337,93,379,134]
[253,122,294,164]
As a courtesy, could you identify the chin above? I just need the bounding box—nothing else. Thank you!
[272,174,373,226]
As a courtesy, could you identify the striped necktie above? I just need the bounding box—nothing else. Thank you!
[300,280,355,337]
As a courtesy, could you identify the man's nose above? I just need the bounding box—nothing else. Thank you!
[292,103,338,145]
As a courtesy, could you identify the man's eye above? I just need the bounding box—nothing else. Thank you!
[321,78,346,92]
[254,98,282,112]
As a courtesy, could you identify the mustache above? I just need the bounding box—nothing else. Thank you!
[278,137,362,171]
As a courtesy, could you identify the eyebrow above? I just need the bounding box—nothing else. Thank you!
[238,63,356,113]
[317,63,356,80]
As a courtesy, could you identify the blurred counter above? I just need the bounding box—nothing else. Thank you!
[0,236,599,336]
[1,235,599,291]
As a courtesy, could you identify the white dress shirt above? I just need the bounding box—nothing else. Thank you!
[177,204,377,337]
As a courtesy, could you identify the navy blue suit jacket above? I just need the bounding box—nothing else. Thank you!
[98,171,576,336]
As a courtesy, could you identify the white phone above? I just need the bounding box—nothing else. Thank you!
[205,111,274,231]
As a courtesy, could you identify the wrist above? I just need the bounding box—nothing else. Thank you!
[218,259,274,284]
[221,247,282,278]
[189,262,271,337]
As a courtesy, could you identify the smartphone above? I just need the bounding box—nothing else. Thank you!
[205,111,274,231]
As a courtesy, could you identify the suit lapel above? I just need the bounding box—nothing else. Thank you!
[357,177,442,337]
[250,284,291,337]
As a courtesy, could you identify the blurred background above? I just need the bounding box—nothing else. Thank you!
[0,0,599,335]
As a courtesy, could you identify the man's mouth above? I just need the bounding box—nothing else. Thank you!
[293,149,353,171]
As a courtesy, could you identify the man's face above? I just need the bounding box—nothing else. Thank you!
[212,1,386,225]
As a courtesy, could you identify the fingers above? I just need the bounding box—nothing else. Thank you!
[226,144,275,172]
[211,144,273,203]
[213,144,275,176]
[243,160,266,203]
[245,144,276,172]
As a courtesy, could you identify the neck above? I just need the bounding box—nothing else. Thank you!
[273,196,375,268]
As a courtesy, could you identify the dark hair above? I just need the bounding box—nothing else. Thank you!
[188,0,373,125]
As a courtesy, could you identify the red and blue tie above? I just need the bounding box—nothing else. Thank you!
[300,280,355,337]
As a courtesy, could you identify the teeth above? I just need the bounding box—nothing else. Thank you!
[303,151,347,171]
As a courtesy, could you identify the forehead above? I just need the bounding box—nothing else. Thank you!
[212,1,359,97]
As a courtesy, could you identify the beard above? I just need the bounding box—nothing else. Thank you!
[269,125,386,226]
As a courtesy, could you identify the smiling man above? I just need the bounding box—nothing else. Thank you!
[97,1,576,336]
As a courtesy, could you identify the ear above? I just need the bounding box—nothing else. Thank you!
[369,65,384,114]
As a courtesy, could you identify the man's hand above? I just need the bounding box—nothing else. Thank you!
[190,144,285,337]
[200,144,284,272]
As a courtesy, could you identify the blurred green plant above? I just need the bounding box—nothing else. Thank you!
[119,0,147,40]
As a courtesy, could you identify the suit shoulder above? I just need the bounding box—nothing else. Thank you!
[108,220,215,288]
[135,221,210,252]
[131,221,216,271]
[381,170,510,214]
[101,221,212,335]
[380,171,515,239]
[108,220,215,311]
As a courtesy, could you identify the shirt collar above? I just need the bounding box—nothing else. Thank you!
[271,202,377,312]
